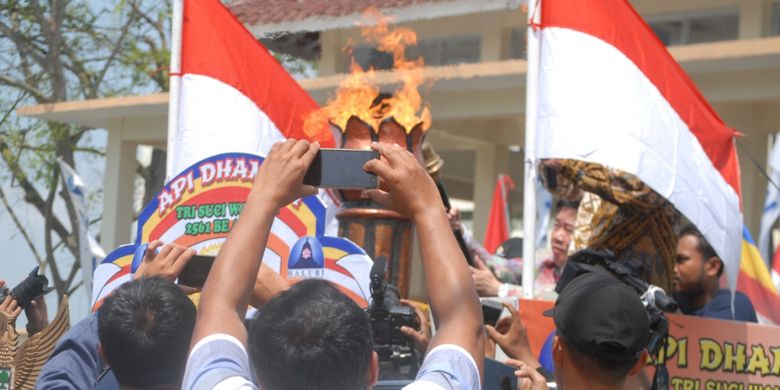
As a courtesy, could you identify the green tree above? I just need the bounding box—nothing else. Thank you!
[0,0,171,302]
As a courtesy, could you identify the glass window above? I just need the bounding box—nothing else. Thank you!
[651,20,684,46]
[771,2,780,36]
[349,35,481,71]
[407,35,481,66]
[507,29,526,59]
[687,12,739,44]
[648,8,738,46]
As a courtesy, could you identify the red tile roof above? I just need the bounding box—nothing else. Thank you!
[230,0,446,26]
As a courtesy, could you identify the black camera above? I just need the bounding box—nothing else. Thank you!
[0,266,54,310]
[366,258,420,376]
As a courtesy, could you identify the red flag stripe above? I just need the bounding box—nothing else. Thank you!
[773,246,780,274]
[181,0,334,146]
[541,0,740,198]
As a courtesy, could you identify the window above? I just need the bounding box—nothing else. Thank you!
[507,29,526,60]
[406,35,481,66]
[771,2,780,36]
[648,8,739,46]
[348,35,481,71]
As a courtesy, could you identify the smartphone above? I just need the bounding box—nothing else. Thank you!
[303,148,379,189]
[178,254,215,288]
[484,358,519,390]
[481,300,503,326]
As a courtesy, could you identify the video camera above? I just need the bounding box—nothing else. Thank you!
[556,249,677,390]
[366,258,420,377]
[0,266,54,310]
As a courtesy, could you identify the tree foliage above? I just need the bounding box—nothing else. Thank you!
[0,0,170,302]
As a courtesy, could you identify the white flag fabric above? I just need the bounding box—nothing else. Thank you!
[533,0,742,291]
[169,0,341,232]
[759,135,780,263]
[57,158,105,301]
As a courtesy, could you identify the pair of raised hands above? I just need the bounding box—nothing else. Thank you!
[486,301,549,390]
[250,139,443,221]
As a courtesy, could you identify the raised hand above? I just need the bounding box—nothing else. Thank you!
[470,256,502,297]
[506,359,549,390]
[485,301,538,366]
[362,142,443,220]
[135,240,196,283]
[251,139,319,210]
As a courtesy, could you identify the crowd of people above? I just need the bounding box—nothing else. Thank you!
[0,139,759,389]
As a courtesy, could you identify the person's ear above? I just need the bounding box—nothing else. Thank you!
[628,350,649,376]
[97,343,108,363]
[552,335,564,366]
[704,257,721,278]
[367,351,380,387]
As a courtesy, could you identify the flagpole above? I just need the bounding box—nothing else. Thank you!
[166,0,184,180]
[500,175,511,235]
[522,0,541,299]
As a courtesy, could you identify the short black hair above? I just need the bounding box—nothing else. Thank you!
[561,337,639,385]
[555,199,580,214]
[679,224,723,277]
[98,276,196,387]
[248,279,373,390]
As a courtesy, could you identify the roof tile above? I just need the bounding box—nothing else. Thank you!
[230,0,444,26]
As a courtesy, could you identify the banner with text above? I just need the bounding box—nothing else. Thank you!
[519,299,780,389]
[92,153,372,310]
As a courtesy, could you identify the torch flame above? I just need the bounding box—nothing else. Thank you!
[304,7,431,136]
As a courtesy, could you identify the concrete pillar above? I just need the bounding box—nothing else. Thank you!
[739,0,768,39]
[319,30,341,76]
[480,14,503,61]
[472,143,498,242]
[101,119,137,250]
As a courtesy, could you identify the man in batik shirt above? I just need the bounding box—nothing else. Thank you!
[541,159,679,292]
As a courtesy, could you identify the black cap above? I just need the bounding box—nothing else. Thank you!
[543,272,649,362]
[495,238,523,259]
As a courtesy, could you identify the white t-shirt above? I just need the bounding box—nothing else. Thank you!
[182,334,480,390]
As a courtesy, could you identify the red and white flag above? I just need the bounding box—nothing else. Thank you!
[168,0,336,177]
[531,0,742,289]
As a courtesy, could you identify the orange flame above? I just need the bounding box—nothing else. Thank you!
[304,7,431,135]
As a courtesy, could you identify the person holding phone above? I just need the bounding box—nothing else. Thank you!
[183,140,484,390]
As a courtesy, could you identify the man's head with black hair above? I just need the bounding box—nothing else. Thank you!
[98,276,196,389]
[248,279,377,390]
[675,224,724,305]
[551,199,579,266]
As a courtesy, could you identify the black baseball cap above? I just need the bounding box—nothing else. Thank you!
[495,238,523,259]
[543,272,649,362]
